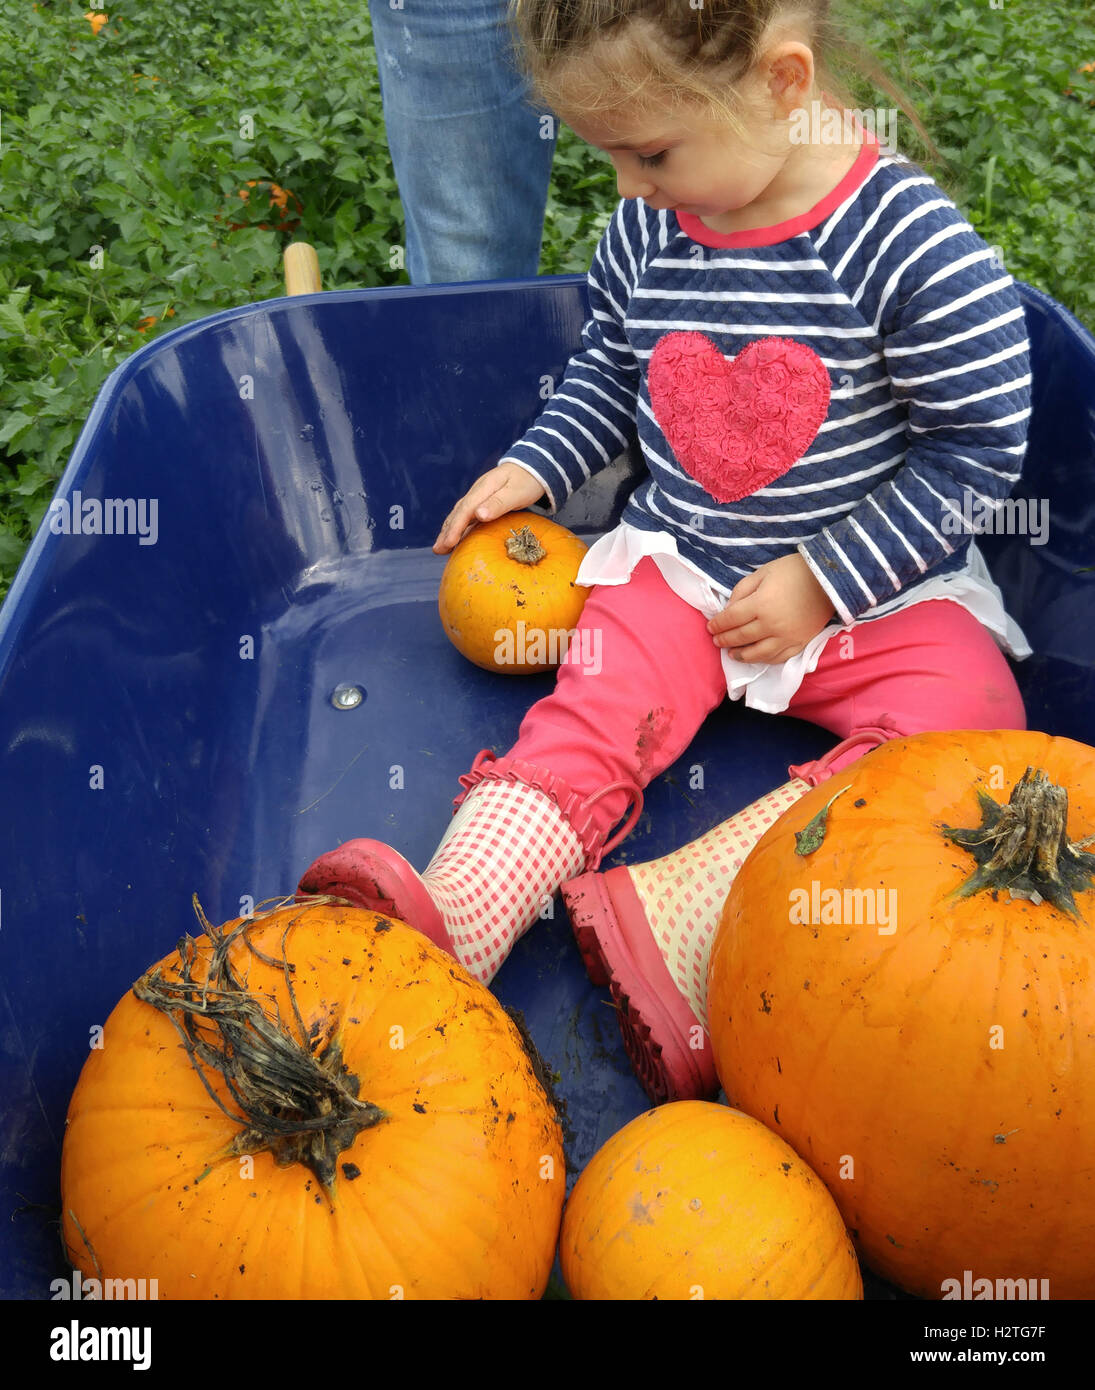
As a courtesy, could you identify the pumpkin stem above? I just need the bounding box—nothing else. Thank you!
[942,767,1095,917]
[132,894,388,1195]
[505,524,547,566]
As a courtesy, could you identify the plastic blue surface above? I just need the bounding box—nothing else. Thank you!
[0,273,1092,1300]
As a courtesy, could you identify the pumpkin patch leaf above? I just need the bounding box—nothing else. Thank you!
[793,785,851,856]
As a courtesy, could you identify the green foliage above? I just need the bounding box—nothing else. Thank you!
[1,0,1092,598]
[841,0,1095,319]
[0,0,401,593]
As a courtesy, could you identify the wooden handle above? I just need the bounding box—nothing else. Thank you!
[283,242,322,296]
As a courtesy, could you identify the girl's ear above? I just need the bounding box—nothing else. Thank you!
[764,42,815,108]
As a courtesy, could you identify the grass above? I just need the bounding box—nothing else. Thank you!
[1,0,1093,599]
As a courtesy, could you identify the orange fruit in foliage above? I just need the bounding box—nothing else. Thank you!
[84,11,107,34]
[438,511,590,674]
[219,180,303,233]
[60,897,566,1299]
[135,308,176,334]
[560,1101,862,1300]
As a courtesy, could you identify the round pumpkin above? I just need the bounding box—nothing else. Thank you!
[61,897,566,1299]
[559,1101,862,1300]
[438,511,589,673]
[708,729,1095,1299]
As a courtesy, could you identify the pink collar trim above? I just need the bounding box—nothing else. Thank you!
[674,134,881,249]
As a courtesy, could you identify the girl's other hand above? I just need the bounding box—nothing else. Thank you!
[707,552,838,664]
[433,461,547,554]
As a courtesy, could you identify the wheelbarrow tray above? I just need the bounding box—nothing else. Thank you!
[1,272,1093,1300]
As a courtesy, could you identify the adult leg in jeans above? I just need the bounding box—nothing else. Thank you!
[368,0,557,284]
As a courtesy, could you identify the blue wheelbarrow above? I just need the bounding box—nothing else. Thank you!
[1,249,1093,1300]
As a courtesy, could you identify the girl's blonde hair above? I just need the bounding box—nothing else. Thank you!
[508,0,942,171]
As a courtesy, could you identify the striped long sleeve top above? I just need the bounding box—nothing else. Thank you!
[503,139,1033,625]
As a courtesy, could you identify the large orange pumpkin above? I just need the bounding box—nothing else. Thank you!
[708,729,1095,1299]
[61,897,565,1299]
[559,1101,862,1300]
[438,511,589,673]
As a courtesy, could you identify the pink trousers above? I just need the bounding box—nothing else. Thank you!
[455,557,1026,867]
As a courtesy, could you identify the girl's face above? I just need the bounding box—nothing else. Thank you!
[561,37,819,224]
[567,101,791,219]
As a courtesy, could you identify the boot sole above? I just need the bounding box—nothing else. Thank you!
[562,867,719,1105]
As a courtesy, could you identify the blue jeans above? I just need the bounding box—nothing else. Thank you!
[369,0,558,284]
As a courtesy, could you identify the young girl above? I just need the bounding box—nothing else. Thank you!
[300,0,1032,1101]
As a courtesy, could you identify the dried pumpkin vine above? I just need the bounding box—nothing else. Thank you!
[132,894,388,1196]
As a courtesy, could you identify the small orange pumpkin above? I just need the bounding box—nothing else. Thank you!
[559,1101,862,1300]
[61,897,565,1299]
[708,729,1095,1299]
[438,511,590,674]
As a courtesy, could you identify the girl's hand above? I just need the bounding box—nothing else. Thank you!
[707,553,838,664]
[433,460,547,554]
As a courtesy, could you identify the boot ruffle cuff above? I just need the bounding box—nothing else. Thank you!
[454,748,643,872]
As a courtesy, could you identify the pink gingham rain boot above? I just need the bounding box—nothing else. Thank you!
[562,729,893,1103]
[297,751,641,986]
[562,778,813,1103]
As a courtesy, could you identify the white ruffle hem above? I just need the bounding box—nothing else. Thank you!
[574,522,1032,715]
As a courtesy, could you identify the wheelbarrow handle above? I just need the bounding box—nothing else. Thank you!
[283,241,322,296]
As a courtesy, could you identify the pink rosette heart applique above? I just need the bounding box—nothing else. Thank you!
[648,332,832,502]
